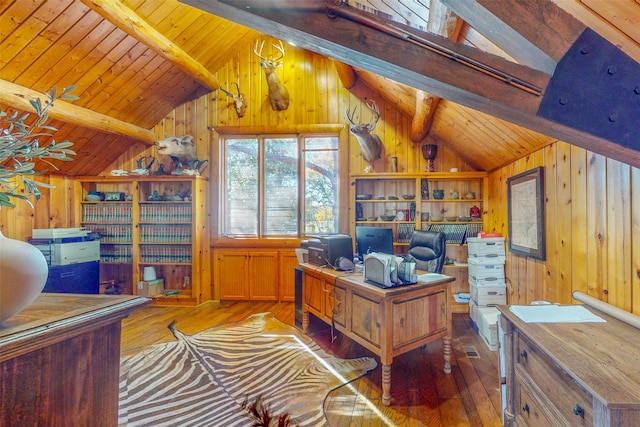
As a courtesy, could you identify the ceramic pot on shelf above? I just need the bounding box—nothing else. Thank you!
[0,231,48,322]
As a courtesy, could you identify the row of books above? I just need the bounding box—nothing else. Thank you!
[421,223,483,245]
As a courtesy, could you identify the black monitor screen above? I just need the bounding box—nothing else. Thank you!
[355,226,394,259]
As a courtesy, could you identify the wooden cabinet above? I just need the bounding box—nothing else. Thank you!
[351,172,486,313]
[215,250,279,301]
[75,176,210,305]
[0,294,147,426]
[279,251,299,302]
[499,305,640,426]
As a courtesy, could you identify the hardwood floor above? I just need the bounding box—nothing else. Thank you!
[121,301,502,426]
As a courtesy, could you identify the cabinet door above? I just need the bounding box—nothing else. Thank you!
[217,251,250,300]
[279,251,299,302]
[248,252,278,300]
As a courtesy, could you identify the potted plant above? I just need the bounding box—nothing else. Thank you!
[0,85,78,322]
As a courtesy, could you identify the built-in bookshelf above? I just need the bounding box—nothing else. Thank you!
[350,172,487,313]
[75,176,210,305]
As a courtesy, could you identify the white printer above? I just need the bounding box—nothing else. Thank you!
[31,228,100,266]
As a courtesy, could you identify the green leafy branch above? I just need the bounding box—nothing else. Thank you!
[0,85,78,208]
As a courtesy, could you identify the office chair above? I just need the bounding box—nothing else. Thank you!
[407,230,446,274]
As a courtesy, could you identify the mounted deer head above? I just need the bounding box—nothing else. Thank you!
[346,99,382,162]
[253,39,290,111]
[220,82,247,117]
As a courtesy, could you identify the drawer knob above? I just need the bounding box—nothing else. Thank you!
[520,349,528,360]
[573,404,585,418]
[522,403,530,414]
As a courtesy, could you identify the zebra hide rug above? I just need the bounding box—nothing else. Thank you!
[118,312,377,426]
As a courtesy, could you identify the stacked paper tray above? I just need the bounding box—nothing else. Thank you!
[478,306,500,351]
[470,282,507,306]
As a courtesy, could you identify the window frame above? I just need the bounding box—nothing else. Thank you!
[213,125,348,243]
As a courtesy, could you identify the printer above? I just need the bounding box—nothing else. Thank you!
[303,234,353,269]
[31,228,100,265]
[30,228,101,294]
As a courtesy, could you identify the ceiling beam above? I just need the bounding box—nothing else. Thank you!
[440,0,564,74]
[410,0,462,143]
[182,0,640,168]
[0,80,156,145]
[82,0,220,91]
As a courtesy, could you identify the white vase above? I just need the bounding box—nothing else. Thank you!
[0,231,48,322]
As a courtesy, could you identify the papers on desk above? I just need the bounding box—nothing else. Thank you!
[417,273,450,283]
[509,305,606,323]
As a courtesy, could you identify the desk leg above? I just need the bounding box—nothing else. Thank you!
[382,364,391,406]
[443,335,452,374]
[302,307,309,333]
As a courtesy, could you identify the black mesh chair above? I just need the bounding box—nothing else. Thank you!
[407,230,446,273]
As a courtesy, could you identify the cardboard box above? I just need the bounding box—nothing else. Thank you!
[137,278,164,297]
[470,281,507,306]
[478,307,500,351]
[467,237,506,262]
[468,258,506,285]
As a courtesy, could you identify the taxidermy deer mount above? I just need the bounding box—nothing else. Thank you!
[346,99,382,162]
[219,82,246,118]
[253,39,290,111]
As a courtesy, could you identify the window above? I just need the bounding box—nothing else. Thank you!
[221,134,339,237]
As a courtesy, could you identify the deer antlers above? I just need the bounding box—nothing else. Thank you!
[219,82,246,118]
[253,39,285,62]
[253,39,290,111]
[346,99,382,162]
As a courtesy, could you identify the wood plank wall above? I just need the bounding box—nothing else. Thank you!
[2,36,638,315]
[485,142,640,314]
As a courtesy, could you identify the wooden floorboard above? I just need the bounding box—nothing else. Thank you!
[121,301,503,426]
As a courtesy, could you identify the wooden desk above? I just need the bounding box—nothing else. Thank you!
[0,293,149,427]
[300,263,454,406]
[499,305,640,426]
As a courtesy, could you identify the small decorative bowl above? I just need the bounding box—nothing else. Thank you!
[431,215,443,222]
[388,195,399,200]
[356,194,372,200]
[402,194,415,200]
[459,216,471,222]
[446,216,458,222]
[367,216,378,221]
[380,214,396,221]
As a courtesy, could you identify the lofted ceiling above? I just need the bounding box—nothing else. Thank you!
[1,0,639,176]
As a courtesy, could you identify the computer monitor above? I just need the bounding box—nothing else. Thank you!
[355,226,394,260]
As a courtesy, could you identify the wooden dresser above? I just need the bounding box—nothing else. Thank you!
[300,263,454,406]
[498,305,640,426]
[0,293,148,427]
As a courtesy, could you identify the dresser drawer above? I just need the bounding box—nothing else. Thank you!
[517,334,592,425]
[515,381,553,426]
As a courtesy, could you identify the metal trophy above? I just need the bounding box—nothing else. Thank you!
[422,144,438,172]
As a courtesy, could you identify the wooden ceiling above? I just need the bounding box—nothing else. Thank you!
[1,0,639,175]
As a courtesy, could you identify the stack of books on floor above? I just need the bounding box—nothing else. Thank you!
[467,236,506,351]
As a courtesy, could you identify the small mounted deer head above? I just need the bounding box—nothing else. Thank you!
[219,82,247,118]
[253,39,290,111]
[346,99,382,162]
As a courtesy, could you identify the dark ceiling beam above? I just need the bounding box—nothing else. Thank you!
[182,0,640,168]
[440,0,564,74]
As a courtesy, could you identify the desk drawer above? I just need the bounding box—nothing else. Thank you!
[515,381,553,427]
[517,334,592,425]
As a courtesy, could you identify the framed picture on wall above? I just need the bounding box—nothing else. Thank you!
[507,166,545,260]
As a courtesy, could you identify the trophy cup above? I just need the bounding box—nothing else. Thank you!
[422,144,438,172]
